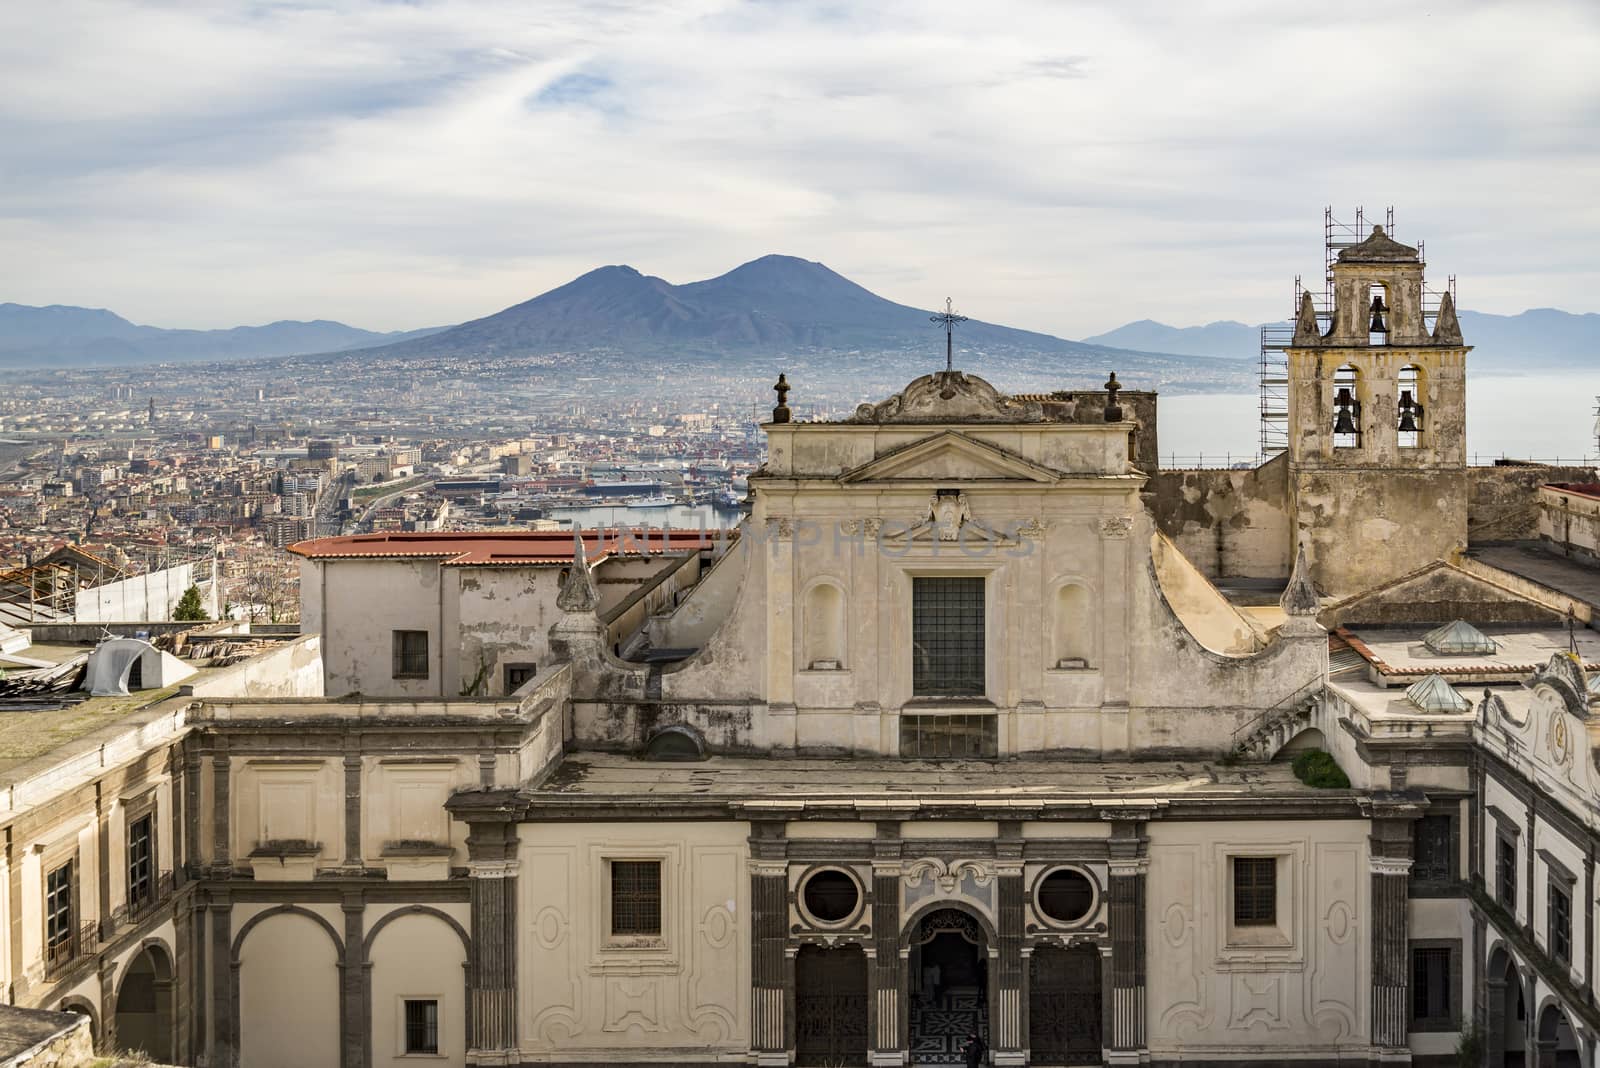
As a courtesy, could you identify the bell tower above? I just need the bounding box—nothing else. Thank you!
[1285,220,1471,594]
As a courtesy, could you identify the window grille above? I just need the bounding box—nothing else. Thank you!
[610,860,662,936]
[392,630,429,678]
[899,714,997,759]
[128,814,154,914]
[403,999,439,1055]
[1410,945,1454,1027]
[1412,814,1453,882]
[911,577,985,697]
[1232,857,1276,926]
[1549,882,1572,963]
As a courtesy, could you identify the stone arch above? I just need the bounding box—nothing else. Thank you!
[57,996,97,1045]
[1332,363,1362,448]
[231,903,345,962]
[801,578,847,670]
[233,905,344,1068]
[1397,363,1425,446]
[1485,943,1524,1067]
[365,906,472,1066]
[1271,727,1326,761]
[1535,997,1579,1068]
[113,939,175,1062]
[900,898,998,950]
[1050,581,1093,669]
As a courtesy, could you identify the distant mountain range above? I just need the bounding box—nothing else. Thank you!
[0,304,442,368]
[325,254,1209,380]
[4,256,1595,380]
[1085,310,1600,371]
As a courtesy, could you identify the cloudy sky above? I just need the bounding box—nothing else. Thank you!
[3,0,1598,339]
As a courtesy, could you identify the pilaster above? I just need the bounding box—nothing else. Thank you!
[1369,794,1423,1058]
[992,822,1025,1066]
[1105,819,1148,1063]
[211,747,230,872]
[869,820,904,1065]
[341,890,365,1068]
[749,820,790,1066]
[448,790,525,1066]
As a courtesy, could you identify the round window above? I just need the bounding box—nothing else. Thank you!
[802,869,861,924]
[1037,868,1095,925]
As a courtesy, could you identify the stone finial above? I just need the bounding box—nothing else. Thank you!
[1432,290,1463,345]
[1280,542,1320,618]
[1292,291,1322,346]
[772,373,792,424]
[1103,372,1123,422]
[556,533,600,613]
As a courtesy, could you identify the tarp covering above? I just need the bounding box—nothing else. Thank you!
[84,638,195,697]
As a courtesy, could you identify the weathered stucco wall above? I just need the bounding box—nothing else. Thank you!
[1147,454,1292,580]
[1472,465,1596,543]
[518,821,750,1058]
[1293,468,1468,597]
[1535,481,1600,560]
[186,634,324,699]
[1145,819,1374,1058]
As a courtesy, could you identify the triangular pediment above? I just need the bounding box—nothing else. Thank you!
[1317,560,1565,629]
[838,431,1060,484]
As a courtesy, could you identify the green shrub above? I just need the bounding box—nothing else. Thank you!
[172,584,210,622]
[1291,748,1350,789]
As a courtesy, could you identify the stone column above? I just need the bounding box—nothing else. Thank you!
[209,891,233,1068]
[869,821,904,1065]
[1105,820,1148,1063]
[447,791,525,1067]
[211,748,230,872]
[342,752,363,869]
[341,890,365,1068]
[1484,966,1507,1067]
[749,821,789,1066]
[992,824,1026,1066]
[1369,797,1421,1057]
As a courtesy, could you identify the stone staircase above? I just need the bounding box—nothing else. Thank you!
[1229,680,1325,761]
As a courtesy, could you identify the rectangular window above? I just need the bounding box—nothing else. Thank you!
[1496,834,1517,910]
[911,576,985,697]
[44,861,74,968]
[127,813,154,914]
[392,630,429,678]
[900,713,998,759]
[1410,943,1457,1030]
[1549,882,1572,964]
[610,860,662,937]
[403,998,439,1055]
[1413,813,1454,882]
[504,663,537,692]
[1232,857,1276,926]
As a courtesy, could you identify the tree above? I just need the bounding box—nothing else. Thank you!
[173,584,210,622]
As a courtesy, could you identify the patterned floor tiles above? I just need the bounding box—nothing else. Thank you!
[908,986,987,1065]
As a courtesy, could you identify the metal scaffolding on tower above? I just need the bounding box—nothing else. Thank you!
[1258,208,1454,457]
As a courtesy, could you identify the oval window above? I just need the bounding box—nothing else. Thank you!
[1037,868,1095,924]
[802,869,860,924]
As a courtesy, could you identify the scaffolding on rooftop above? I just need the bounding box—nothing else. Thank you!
[1258,207,1457,457]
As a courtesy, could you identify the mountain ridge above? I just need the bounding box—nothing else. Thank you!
[1085,309,1600,370]
[0,303,443,367]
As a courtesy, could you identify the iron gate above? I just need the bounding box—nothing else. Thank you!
[795,945,868,1066]
[1028,944,1101,1065]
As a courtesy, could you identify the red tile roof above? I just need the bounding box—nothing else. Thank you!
[286,528,725,566]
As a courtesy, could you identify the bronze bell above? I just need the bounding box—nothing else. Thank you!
[1368,293,1389,334]
[1397,389,1422,433]
[1333,387,1358,435]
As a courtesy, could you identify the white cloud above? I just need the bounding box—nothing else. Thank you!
[1,0,1597,338]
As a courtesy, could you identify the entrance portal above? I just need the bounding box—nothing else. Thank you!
[909,909,988,1066]
[1029,944,1102,1065]
[795,945,868,1066]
